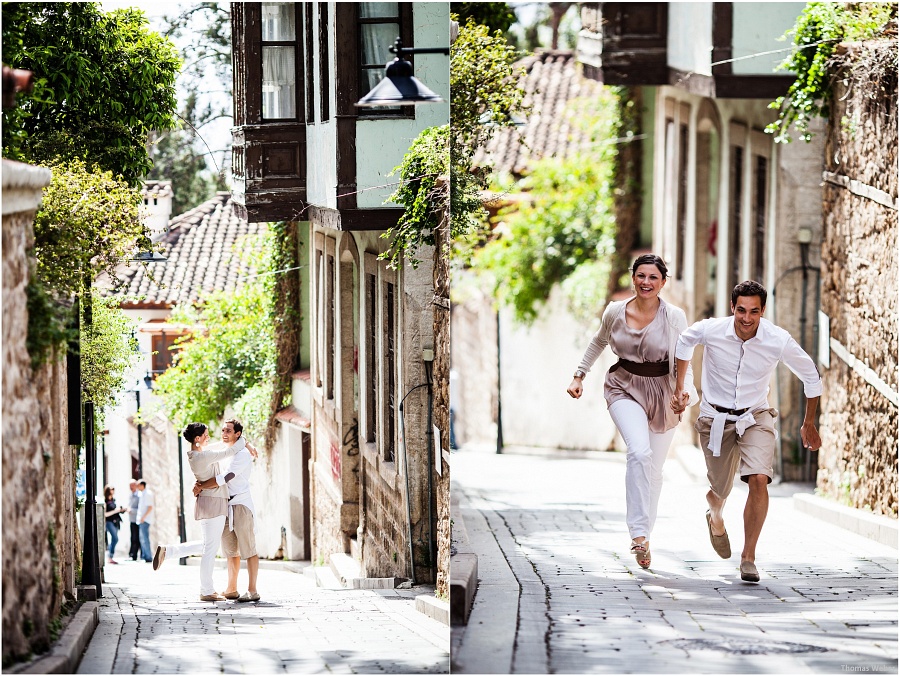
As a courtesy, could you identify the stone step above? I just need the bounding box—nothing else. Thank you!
[329,553,406,589]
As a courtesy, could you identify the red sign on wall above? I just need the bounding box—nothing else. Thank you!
[330,436,341,483]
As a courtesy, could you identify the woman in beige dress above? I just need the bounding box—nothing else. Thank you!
[567,254,698,569]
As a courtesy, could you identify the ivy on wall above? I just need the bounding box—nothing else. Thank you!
[767,2,896,142]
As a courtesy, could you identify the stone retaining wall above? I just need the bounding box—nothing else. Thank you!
[817,45,898,516]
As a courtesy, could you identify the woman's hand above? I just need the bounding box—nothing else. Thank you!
[246,442,258,459]
[567,378,584,399]
[670,390,690,414]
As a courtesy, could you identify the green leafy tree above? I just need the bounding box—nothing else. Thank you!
[81,297,140,420]
[147,93,226,217]
[450,2,517,34]
[472,90,625,324]
[767,2,896,142]
[28,160,151,365]
[2,2,181,185]
[450,18,525,238]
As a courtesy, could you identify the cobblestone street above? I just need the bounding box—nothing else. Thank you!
[77,561,449,674]
[451,447,897,674]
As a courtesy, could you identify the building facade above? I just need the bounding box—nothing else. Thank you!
[231,1,450,587]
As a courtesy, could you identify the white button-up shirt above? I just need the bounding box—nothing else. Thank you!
[215,444,255,531]
[675,316,822,455]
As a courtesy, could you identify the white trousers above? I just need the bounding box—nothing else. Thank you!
[163,514,226,596]
[608,399,677,540]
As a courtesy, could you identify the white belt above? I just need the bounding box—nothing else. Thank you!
[708,409,759,457]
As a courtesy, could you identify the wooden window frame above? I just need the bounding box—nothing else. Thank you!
[356,3,415,119]
[259,2,305,124]
[383,279,396,463]
[318,2,330,122]
[365,271,377,444]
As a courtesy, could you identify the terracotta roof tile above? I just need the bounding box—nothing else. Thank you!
[474,50,603,176]
[100,193,266,308]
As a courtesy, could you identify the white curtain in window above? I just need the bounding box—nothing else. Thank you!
[361,22,399,66]
[359,3,399,19]
[262,3,295,41]
[262,46,296,119]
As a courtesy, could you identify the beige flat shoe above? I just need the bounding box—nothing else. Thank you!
[221,591,240,600]
[740,560,760,582]
[200,593,225,602]
[706,511,731,559]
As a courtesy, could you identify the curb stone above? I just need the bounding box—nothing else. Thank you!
[6,602,98,674]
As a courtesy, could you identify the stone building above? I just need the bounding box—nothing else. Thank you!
[578,2,827,475]
[230,2,450,590]
[2,160,77,663]
[816,35,897,516]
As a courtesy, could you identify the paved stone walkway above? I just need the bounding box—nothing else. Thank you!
[77,559,449,674]
[451,447,897,674]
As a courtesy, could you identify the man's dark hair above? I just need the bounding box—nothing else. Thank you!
[225,418,243,438]
[731,280,767,308]
[632,253,669,278]
[137,479,147,488]
[183,422,208,444]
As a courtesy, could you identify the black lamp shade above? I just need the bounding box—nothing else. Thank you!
[356,57,444,107]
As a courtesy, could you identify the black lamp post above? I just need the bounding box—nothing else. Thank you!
[132,372,153,478]
[356,38,449,107]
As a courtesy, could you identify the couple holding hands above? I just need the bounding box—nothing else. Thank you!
[152,419,262,602]
[567,254,822,582]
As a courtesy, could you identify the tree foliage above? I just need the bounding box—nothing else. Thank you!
[27,160,151,365]
[767,2,896,143]
[153,233,277,443]
[450,3,517,34]
[472,91,624,324]
[1,2,180,185]
[81,296,140,419]
[450,18,525,238]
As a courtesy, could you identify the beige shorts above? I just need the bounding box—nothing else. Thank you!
[695,408,778,499]
[221,505,257,559]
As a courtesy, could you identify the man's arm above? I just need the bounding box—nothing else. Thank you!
[138,504,153,523]
[800,396,822,450]
[671,320,706,412]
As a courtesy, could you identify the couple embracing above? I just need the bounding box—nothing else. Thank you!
[153,419,262,602]
[567,254,822,581]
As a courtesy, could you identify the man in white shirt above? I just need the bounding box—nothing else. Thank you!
[672,281,822,582]
[136,479,155,563]
[193,419,260,602]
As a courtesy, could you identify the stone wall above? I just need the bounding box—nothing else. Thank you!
[817,44,898,516]
[2,161,77,664]
[433,196,451,599]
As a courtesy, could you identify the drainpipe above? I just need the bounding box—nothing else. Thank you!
[423,349,435,582]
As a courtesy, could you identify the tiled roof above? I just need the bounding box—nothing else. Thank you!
[474,50,604,176]
[102,193,266,308]
[141,180,174,198]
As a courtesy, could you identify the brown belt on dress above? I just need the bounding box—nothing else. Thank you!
[608,359,669,377]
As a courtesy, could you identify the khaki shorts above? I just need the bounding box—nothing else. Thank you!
[221,505,257,559]
[695,408,778,500]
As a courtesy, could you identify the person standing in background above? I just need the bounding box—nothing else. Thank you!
[136,479,154,563]
[128,480,141,561]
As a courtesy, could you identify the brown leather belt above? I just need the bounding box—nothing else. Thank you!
[712,404,750,416]
[609,359,669,377]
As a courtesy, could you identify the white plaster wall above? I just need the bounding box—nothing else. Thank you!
[732,3,805,75]
[667,3,713,76]
[356,3,450,209]
[498,286,617,451]
[306,1,338,209]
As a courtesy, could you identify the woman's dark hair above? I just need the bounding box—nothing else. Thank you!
[631,254,668,278]
[103,485,114,502]
[731,280,767,308]
[183,422,208,444]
